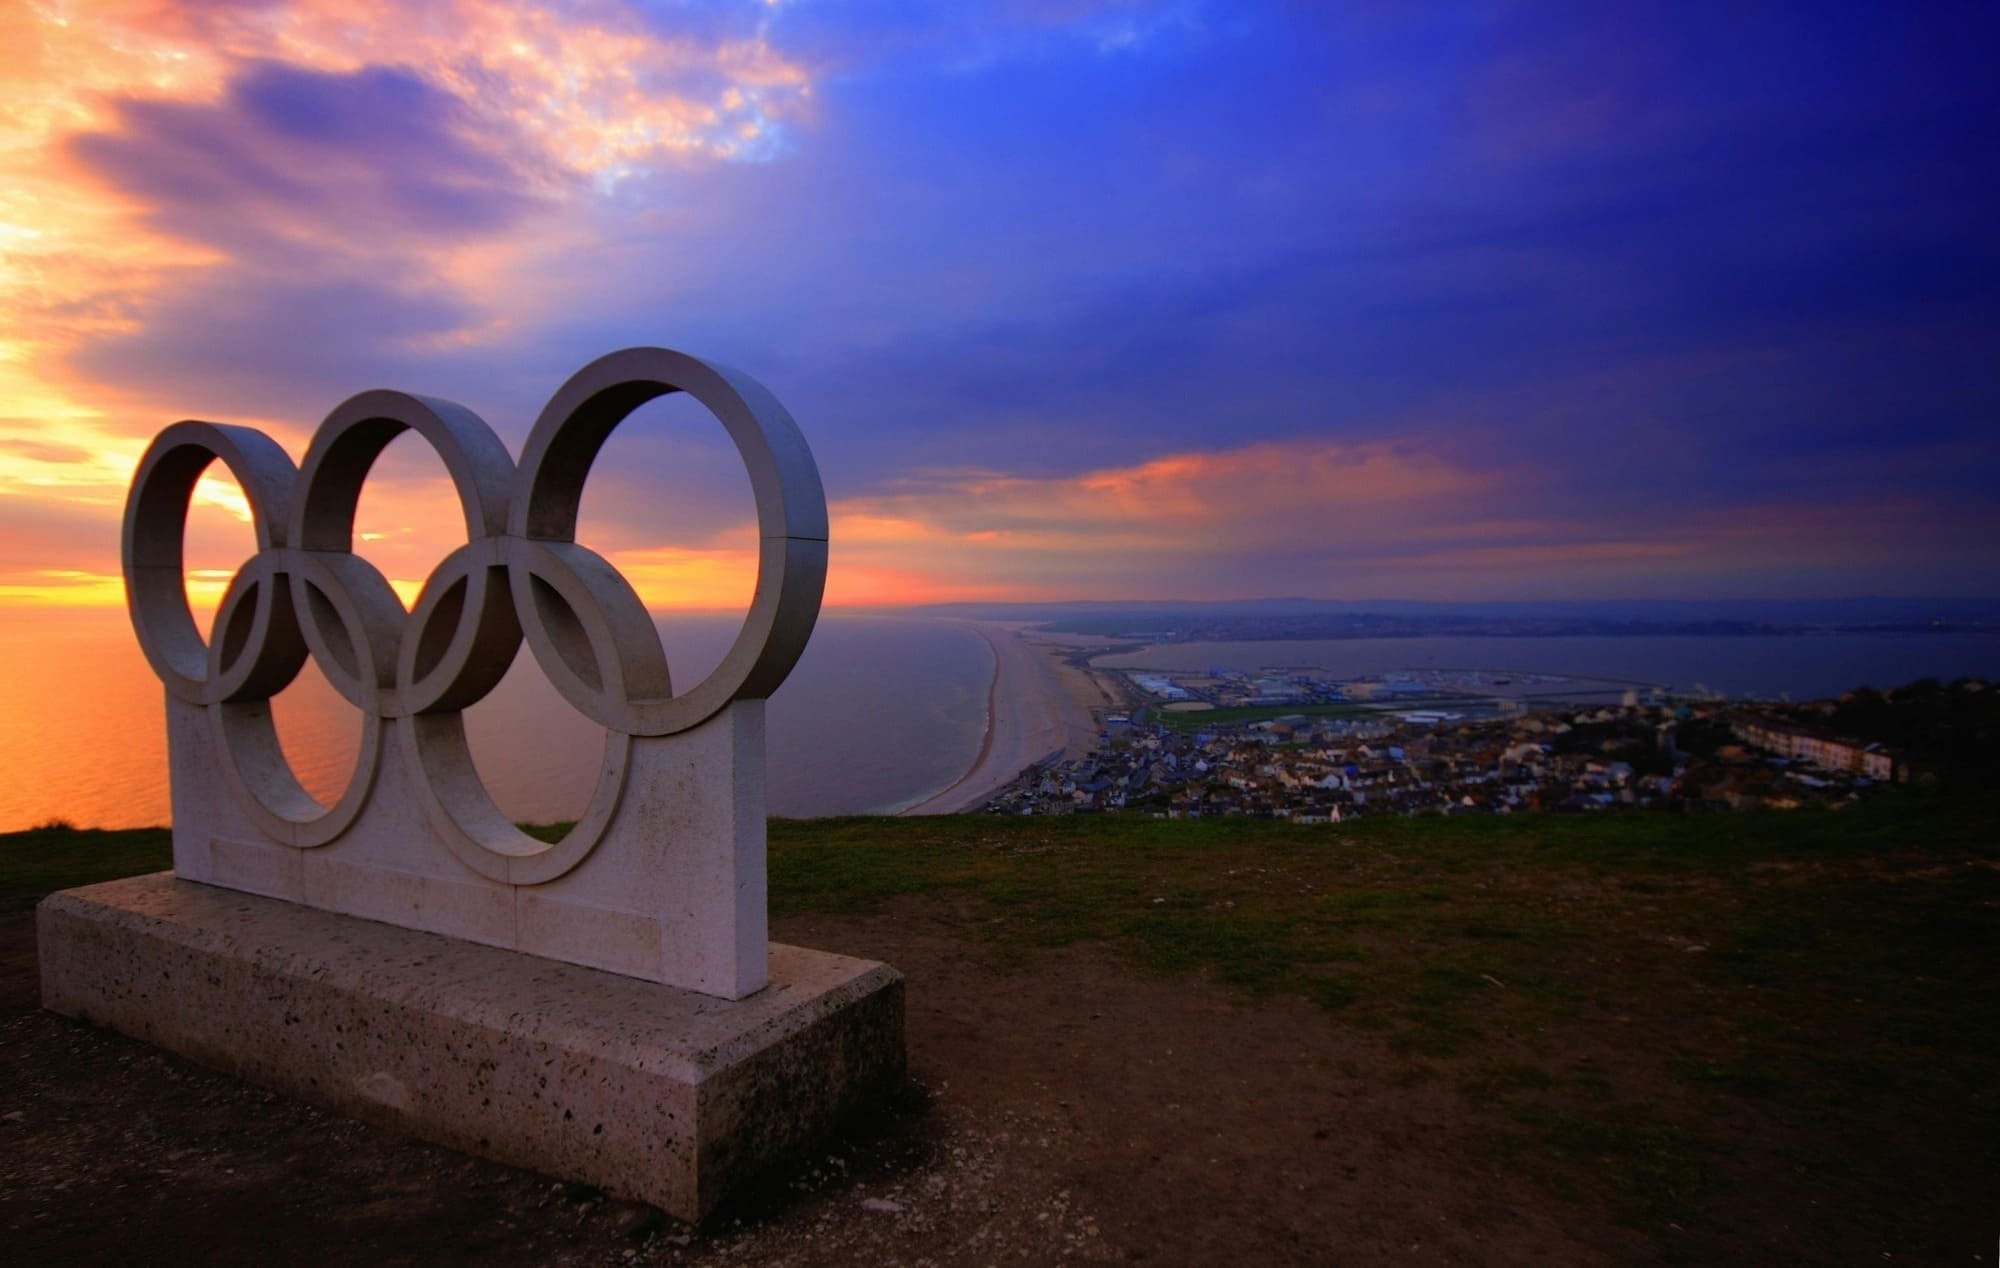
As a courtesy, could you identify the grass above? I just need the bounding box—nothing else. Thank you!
[1146,701,1386,731]
[757,796,1992,1018]
[0,821,169,911]
[1145,694,1504,732]
[1491,1107,1715,1226]
[7,790,1996,1247]
[775,793,2000,1237]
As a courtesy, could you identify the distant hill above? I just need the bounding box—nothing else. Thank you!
[912,595,2000,639]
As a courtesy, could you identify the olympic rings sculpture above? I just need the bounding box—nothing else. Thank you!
[123,347,827,885]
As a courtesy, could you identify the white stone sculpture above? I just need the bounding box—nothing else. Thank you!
[120,347,827,999]
[46,349,898,1220]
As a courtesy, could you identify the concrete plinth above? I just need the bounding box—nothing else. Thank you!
[37,873,905,1222]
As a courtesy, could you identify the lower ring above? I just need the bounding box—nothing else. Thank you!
[210,700,380,848]
[398,711,627,885]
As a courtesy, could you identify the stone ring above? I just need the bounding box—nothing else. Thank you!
[120,347,827,876]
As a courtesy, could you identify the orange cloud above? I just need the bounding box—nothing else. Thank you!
[830,437,1502,580]
[11,420,1990,615]
[810,439,2000,603]
[607,543,759,613]
[0,1,814,596]
[0,568,127,608]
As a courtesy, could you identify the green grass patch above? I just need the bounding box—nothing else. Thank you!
[1148,701,1386,731]
[0,822,170,910]
[1147,695,1513,732]
[1506,1107,1715,1227]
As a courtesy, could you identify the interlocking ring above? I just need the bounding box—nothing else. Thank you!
[123,348,828,880]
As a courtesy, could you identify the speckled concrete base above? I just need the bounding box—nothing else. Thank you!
[37,872,905,1222]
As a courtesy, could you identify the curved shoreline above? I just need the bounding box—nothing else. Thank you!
[899,622,1098,816]
[878,626,1003,815]
[955,626,1008,798]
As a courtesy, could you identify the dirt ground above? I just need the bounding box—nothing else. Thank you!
[0,890,1980,1267]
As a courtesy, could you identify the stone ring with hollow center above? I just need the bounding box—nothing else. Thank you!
[121,347,826,878]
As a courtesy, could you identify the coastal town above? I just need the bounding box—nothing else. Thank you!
[979,660,1987,820]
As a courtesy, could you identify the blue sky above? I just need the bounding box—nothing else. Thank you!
[4,0,1997,609]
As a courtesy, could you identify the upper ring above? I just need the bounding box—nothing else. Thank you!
[508,346,827,736]
[291,390,520,718]
[123,420,300,705]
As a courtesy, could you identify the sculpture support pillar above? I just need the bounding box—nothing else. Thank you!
[165,693,771,999]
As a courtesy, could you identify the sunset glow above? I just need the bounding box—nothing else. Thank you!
[2,1,1994,616]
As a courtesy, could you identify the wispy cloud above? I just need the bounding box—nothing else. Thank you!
[0,0,814,517]
[1,0,1993,613]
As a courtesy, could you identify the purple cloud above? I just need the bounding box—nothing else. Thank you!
[70,61,552,261]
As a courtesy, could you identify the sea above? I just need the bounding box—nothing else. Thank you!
[1093,633,2000,702]
[0,611,992,833]
[3,615,1996,833]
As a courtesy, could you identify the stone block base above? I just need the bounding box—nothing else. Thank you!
[36,873,905,1222]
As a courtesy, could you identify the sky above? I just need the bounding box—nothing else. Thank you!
[3,0,1997,618]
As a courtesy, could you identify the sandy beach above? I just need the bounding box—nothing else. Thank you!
[899,622,1107,815]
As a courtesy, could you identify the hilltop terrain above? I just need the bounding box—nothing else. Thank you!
[2,798,1995,1265]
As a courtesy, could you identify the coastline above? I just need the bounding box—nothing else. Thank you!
[899,622,1102,815]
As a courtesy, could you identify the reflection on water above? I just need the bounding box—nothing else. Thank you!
[0,611,989,832]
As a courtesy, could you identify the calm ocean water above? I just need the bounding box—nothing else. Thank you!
[0,612,991,832]
[6,617,1996,834]
[1094,633,2000,700]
